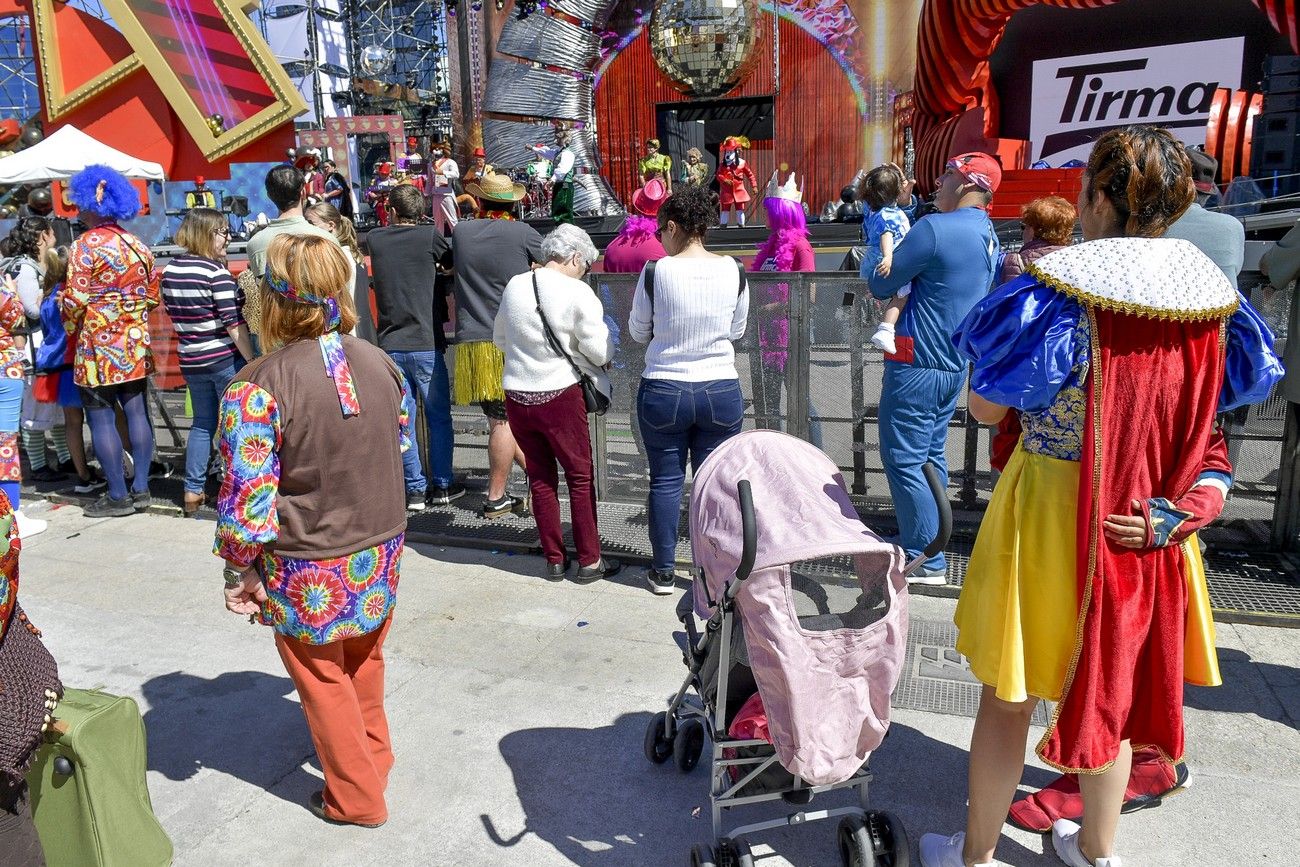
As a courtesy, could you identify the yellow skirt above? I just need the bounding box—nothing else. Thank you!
[955,444,1221,705]
[453,340,505,405]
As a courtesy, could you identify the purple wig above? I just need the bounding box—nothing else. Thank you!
[67,164,140,222]
[755,197,809,272]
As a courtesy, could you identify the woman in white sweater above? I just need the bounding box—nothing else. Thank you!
[493,224,621,582]
[628,184,749,595]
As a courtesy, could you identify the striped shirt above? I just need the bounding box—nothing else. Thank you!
[160,255,244,375]
[628,256,749,381]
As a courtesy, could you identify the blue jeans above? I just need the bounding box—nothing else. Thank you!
[388,349,454,491]
[637,378,744,571]
[183,360,241,495]
[878,364,963,572]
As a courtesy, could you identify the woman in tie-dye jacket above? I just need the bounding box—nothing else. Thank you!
[214,233,413,829]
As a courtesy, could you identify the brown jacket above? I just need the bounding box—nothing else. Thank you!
[232,335,407,559]
[999,239,1067,285]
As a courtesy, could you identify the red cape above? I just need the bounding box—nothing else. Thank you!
[1038,307,1227,772]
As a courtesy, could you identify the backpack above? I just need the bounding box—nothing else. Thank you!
[640,257,747,338]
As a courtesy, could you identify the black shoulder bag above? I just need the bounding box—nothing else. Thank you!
[532,271,609,415]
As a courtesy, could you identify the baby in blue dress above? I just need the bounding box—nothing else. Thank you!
[858,165,912,353]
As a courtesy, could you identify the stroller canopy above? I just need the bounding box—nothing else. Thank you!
[689,431,909,786]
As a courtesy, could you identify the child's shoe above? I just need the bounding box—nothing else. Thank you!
[871,322,897,354]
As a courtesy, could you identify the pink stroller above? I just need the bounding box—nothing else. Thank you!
[642,431,951,866]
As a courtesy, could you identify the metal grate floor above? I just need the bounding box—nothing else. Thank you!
[895,619,1050,723]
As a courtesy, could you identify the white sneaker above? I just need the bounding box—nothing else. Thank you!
[871,323,897,354]
[1052,819,1123,867]
[15,511,47,539]
[919,831,997,867]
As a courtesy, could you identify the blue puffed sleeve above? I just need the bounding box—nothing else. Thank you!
[952,274,1084,413]
[1220,292,1284,412]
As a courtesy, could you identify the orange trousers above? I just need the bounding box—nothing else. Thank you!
[275,616,394,825]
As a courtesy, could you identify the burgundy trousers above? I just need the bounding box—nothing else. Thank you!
[506,385,601,566]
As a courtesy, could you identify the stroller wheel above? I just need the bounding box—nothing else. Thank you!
[728,837,755,867]
[689,844,717,867]
[866,810,910,866]
[644,711,674,764]
[673,719,705,773]
[837,815,876,867]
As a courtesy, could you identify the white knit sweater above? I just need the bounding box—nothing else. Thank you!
[493,268,614,394]
[628,255,749,381]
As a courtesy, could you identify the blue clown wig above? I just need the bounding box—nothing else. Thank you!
[67,164,140,221]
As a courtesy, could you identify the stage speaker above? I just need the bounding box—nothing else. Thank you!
[1265,54,1300,76]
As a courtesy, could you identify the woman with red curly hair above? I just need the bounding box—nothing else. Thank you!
[920,127,1282,867]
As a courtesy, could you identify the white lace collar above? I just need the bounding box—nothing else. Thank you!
[1026,237,1238,321]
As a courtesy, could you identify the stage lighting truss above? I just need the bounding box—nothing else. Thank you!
[345,0,453,138]
[0,0,110,121]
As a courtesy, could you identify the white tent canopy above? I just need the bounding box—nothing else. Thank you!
[0,125,165,184]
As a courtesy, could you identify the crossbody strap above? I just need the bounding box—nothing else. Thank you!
[642,257,745,338]
[532,270,585,381]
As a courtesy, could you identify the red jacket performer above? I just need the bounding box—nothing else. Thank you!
[716,136,756,228]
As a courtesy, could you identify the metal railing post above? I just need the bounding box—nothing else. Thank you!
[849,289,868,495]
[787,274,810,442]
[1274,402,1300,551]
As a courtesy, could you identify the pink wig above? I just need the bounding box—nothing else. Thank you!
[755,197,808,272]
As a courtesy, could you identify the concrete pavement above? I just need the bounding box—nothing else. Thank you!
[13,500,1300,866]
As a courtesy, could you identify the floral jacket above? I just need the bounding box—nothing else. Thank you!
[62,224,159,388]
[213,374,414,645]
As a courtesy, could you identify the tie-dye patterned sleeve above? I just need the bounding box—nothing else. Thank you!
[398,369,414,454]
[213,381,282,569]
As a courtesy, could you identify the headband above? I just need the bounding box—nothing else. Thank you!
[265,272,358,417]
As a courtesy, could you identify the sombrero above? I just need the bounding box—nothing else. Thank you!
[466,172,526,203]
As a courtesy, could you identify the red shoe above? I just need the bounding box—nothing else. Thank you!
[1007,748,1191,832]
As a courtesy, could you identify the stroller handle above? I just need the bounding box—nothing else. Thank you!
[921,462,953,559]
[735,479,757,583]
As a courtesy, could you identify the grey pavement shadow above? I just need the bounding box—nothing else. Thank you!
[1185,647,1298,730]
[141,671,321,803]
[865,723,1056,866]
[482,714,1056,865]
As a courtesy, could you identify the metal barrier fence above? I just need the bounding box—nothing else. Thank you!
[575,270,1292,550]
[145,265,1292,551]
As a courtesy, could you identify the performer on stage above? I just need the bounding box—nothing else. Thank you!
[463,147,493,186]
[184,176,217,210]
[296,148,325,203]
[918,127,1283,867]
[638,138,672,191]
[682,148,709,187]
[716,136,756,228]
[549,127,577,225]
[366,162,396,227]
[427,140,460,235]
[457,147,494,217]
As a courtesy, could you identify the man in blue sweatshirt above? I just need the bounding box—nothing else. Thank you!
[868,153,1001,583]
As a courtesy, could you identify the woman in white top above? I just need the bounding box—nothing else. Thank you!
[494,224,621,583]
[628,184,749,595]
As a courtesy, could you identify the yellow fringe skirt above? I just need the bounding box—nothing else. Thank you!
[955,444,1221,705]
[453,340,505,405]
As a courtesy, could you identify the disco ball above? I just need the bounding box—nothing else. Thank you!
[650,0,761,98]
[359,45,395,77]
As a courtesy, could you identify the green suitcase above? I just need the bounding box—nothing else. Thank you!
[26,688,173,867]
